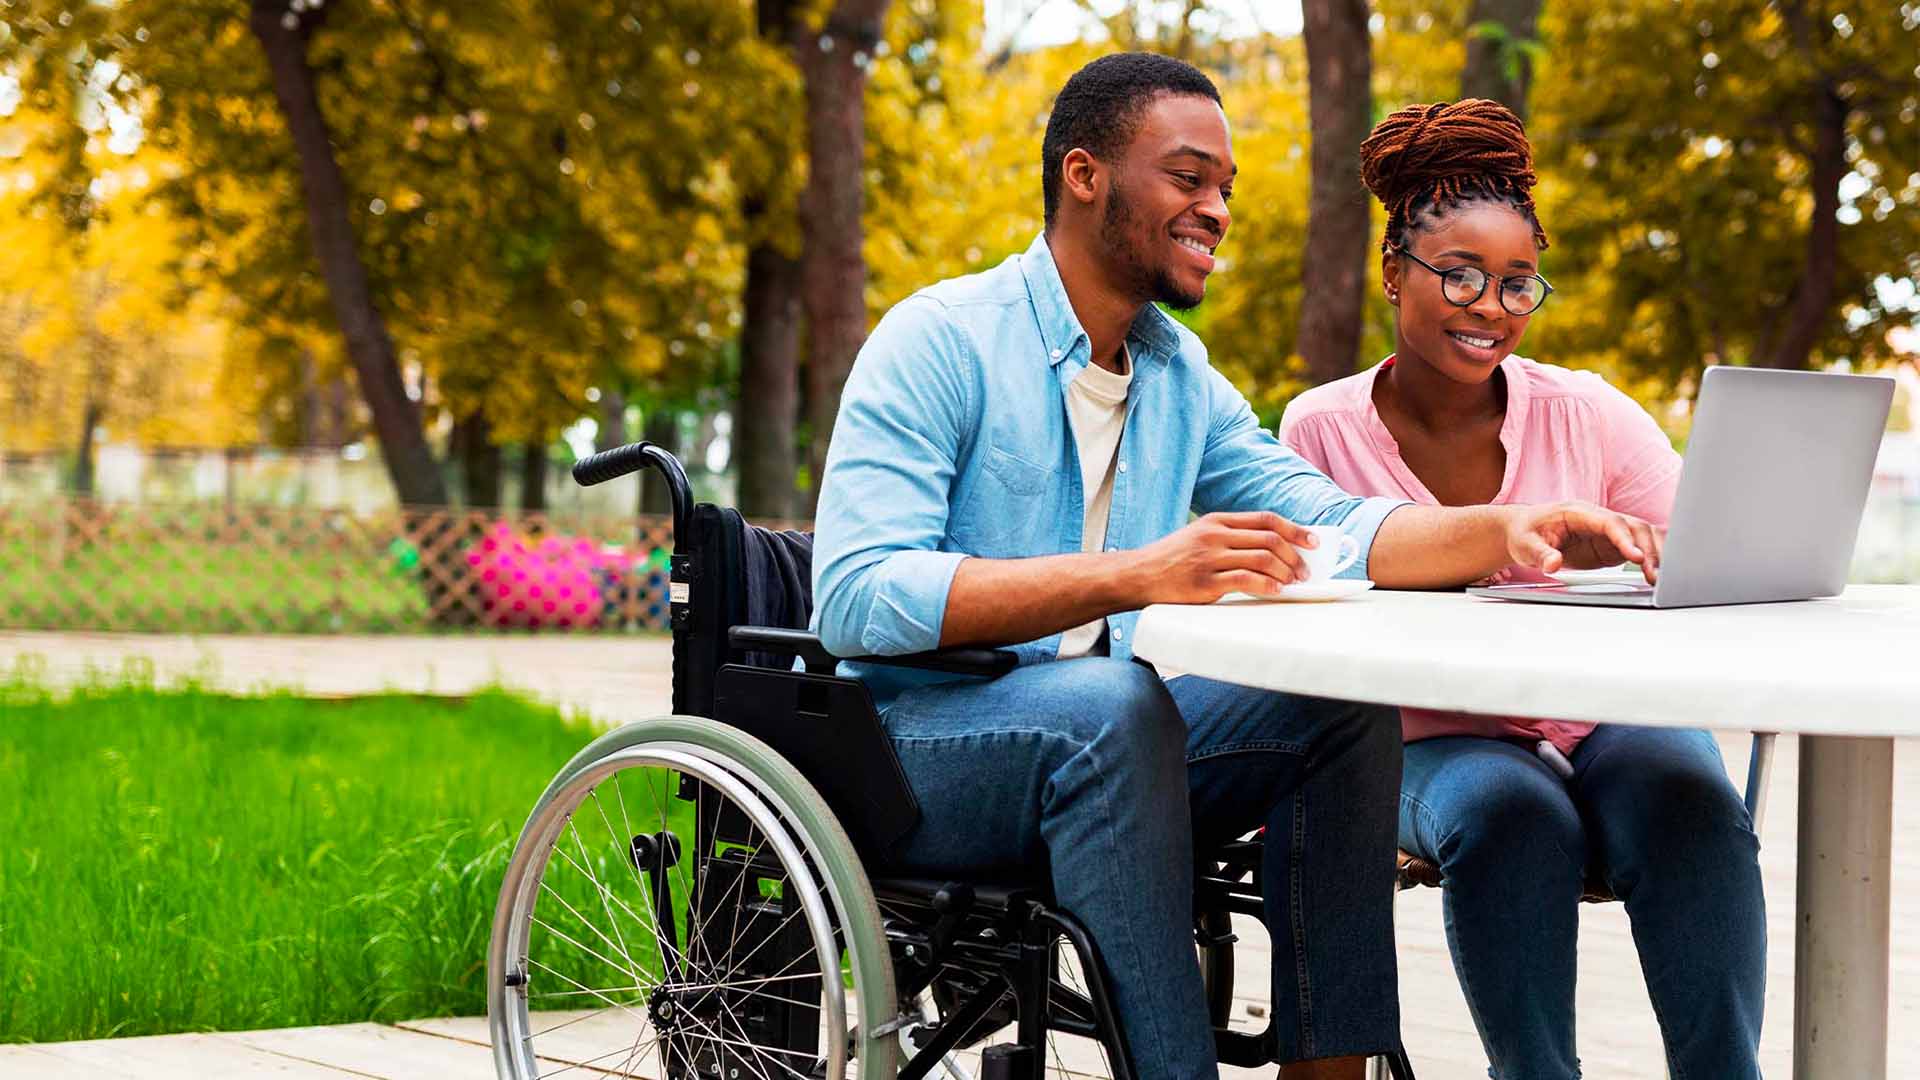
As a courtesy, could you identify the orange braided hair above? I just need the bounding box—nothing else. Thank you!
[1358,99,1549,252]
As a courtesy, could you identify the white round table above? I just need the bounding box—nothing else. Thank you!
[1134,584,1920,1079]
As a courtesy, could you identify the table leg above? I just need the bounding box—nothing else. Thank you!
[1794,734,1893,1080]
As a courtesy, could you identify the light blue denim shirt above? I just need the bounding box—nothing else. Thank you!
[811,233,1408,709]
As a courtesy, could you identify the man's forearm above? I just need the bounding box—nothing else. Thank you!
[938,551,1143,648]
[1366,504,1516,588]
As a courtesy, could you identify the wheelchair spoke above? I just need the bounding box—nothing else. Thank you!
[643,773,706,974]
[536,881,643,982]
[524,959,651,1023]
[547,813,689,979]
[531,915,640,985]
[527,984,650,1003]
[585,790,642,972]
[1048,948,1116,1079]
[607,769,683,984]
[674,1008,816,1080]
[533,1035,659,1080]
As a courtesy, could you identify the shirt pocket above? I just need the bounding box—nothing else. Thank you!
[953,443,1055,550]
[982,444,1051,496]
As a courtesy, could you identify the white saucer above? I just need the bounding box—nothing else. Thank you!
[1220,579,1375,604]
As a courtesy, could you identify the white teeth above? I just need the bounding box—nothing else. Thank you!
[1175,236,1211,254]
[1449,331,1497,349]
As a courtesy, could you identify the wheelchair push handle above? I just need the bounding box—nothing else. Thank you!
[570,441,693,543]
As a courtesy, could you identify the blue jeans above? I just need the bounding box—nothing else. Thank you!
[880,657,1403,1077]
[1399,726,1766,1080]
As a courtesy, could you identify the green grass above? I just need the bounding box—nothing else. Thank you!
[0,678,598,1042]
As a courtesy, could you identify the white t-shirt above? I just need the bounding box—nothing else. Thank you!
[1057,346,1133,658]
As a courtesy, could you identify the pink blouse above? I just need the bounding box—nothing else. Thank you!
[1280,354,1682,753]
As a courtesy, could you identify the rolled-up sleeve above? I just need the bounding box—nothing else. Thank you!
[1191,367,1407,580]
[811,297,975,657]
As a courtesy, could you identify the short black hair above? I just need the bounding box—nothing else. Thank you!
[1042,52,1222,227]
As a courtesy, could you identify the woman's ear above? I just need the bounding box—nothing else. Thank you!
[1382,249,1402,306]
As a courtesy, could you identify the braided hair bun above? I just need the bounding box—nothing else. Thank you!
[1358,99,1548,252]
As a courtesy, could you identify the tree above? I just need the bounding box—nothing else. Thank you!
[1295,0,1373,387]
[734,0,806,518]
[247,0,446,505]
[1531,0,1920,388]
[1462,0,1543,118]
[0,97,252,466]
[799,0,891,512]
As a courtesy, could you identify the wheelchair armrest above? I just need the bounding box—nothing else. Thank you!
[728,626,840,674]
[727,626,1019,678]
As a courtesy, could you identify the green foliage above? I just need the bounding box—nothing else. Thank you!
[1528,0,1920,387]
[5,0,1915,458]
[1466,18,1546,85]
[0,682,594,1041]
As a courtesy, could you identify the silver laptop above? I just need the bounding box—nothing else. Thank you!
[1468,366,1893,609]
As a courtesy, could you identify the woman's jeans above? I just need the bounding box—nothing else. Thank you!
[880,657,1404,1077]
[1399,725,1767,1080]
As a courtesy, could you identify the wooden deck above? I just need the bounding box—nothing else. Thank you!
[2,630,1915,1076]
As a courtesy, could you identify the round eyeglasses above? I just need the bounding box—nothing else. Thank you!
[1393,245,1554,316]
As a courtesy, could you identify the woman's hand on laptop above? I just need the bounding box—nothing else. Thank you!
[1503,502,1663,583]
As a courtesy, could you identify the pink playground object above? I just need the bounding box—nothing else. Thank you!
[465,522,624,629]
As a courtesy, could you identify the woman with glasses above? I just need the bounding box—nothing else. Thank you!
[1281,100,1766,1080]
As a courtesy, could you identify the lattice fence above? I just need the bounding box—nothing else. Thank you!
[0,500,780,635]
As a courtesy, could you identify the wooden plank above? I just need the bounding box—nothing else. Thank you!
[11,1031,366,1078]
[0,1044,125,1078]
[219,1023,495,1079]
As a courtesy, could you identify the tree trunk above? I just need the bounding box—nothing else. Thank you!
[640,408,680,517]
[454,413,502,508]
[520,440,550,513]
[72,397,101,497]
[249,1,447,507]
[299,348,320,447]
[1766,84,1847,371]
[596,387,628,451]
[1296,0,1373,387]
[797,0,890,514]
[1461,0,1541,119]
[737,212,803,519]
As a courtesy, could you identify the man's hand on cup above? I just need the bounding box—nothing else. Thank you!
[1131,511,1315,604]
[1503,502,1664,583]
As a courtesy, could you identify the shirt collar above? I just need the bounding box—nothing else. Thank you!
[1363,353,1533,458]
[1019,232,1182,369]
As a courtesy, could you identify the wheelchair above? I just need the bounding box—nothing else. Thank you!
[487,441,1417,1080]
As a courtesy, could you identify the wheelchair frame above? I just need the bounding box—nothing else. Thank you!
[495,440,1414,1080]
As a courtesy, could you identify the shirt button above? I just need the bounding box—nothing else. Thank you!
[1111,628,1124,642]
[1049,348,1062,359]
[1116,462,1128,473]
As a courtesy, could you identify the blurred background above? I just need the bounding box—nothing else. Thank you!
[1,0,1915,635]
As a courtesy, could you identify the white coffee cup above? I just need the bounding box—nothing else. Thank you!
[1294,524,1360,583]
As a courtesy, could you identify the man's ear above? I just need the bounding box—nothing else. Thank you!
[1060,147,1103,212]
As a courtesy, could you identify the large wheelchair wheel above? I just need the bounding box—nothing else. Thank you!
[489,716,900,1079]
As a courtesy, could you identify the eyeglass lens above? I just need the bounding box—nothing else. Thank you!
[1441,266,1547,315]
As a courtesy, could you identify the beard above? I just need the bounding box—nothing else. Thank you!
[1100,174,1206,311]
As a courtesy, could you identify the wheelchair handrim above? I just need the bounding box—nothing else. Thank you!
[489,742,848,1079]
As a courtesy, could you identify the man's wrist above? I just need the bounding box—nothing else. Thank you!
[1098,548,1149,610]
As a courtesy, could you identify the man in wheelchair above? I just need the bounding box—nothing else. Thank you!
[807,53,1662,1080]
[488,51,1663,1080]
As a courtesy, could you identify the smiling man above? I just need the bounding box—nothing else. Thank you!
[810,53,1663,1079]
